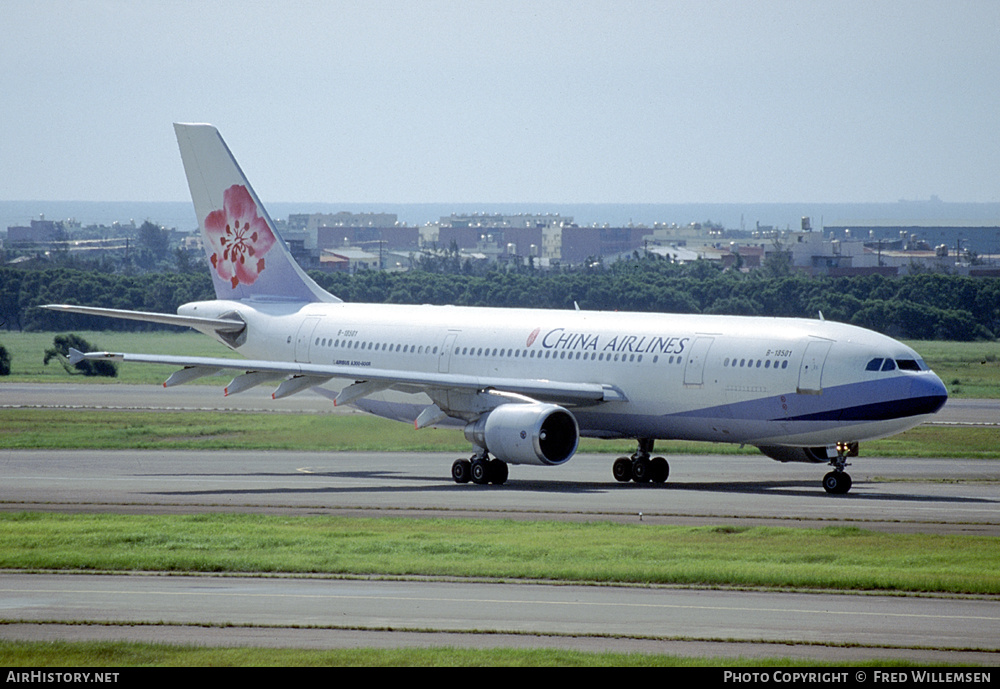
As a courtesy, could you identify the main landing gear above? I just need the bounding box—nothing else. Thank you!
[612,438,669,484]
[822,442,854,495]
[452,453,509,485]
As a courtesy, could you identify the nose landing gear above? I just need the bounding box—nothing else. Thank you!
[822,442,855,494]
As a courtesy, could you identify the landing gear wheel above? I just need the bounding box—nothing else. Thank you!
[455,456,508,486]
[649,457,669,484]
[822,471,852,495]
[612,457,633,482]
[631,457,651,483]
[451,459,471,484]
[470,458,490,485]
[489,460,509,485]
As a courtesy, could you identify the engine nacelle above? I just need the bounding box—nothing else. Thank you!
[757,445,835,464]
[464,403,579,466]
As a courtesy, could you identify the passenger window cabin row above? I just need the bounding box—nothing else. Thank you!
[311,335,688,365]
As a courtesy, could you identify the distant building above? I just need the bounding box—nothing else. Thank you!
[7,218,65,245]
[287,212,401,251]
[287,211,399,231]
[319,247,381,273]
[439,213,571,229]
[720,245,763,270]
[824,222,1000,257]
[316,226,419,256]
[557,226,650,264]
[273,210,1000,275]
[429,226,544,256]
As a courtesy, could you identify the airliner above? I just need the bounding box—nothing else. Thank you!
[44,124,948,494]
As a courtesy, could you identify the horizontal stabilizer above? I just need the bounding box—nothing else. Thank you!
[42,304,246,333]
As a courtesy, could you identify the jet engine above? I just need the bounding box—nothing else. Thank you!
[756,445,835,464]
[464,403,579,466]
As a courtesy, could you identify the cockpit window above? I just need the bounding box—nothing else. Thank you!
[867,357,927,373]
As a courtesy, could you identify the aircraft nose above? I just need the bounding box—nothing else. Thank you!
[913,372,948,416]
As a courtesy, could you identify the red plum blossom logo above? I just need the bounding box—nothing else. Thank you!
[204,184,276,288]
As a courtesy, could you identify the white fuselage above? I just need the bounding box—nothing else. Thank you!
[180,299,948,449]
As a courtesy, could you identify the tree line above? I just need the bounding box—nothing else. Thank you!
[2,260,997,341]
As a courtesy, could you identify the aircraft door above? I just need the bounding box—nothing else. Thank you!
[683,336,715,386]
[294,317,321,363]
[797,340,833,394]
[438,331,460,373]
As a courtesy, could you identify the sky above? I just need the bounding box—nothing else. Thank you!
[3,0,1000,205]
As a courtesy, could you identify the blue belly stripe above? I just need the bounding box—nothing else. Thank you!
[663,375,947,424]
[781,394,947,421]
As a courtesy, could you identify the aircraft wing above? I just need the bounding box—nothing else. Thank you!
[68,349,627,406]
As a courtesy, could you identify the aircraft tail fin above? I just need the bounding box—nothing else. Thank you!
[173,123,339,304]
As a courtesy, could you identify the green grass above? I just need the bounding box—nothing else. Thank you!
[862,425,1000,459]
[0,639,930,667]
[0,331,240,384]
[2,513,997,595]
[0,409,468,451]
[0,408,997,457]
[904,340,1000,398]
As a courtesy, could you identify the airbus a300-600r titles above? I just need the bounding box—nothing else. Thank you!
[45,124,948,494]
